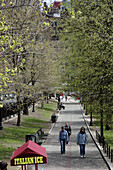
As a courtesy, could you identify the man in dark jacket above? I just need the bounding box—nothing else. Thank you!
[65,122,71,144]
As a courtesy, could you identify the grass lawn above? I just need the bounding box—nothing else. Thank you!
[0,100,57,168]
[104,130,113,148]
[36,101,57,120]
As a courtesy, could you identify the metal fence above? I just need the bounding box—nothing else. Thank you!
[96,130,113,162]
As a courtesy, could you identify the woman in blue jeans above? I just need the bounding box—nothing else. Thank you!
[76,127,88,158]
[59,126,68,154]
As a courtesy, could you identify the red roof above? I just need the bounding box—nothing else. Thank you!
[11,140,47,166]
[53,1,61,9]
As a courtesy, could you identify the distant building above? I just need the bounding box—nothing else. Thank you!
[42,0,70,40]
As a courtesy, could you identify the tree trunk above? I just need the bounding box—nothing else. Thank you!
[46,96,49,104]
[17,109,21,126]
[32,101,35,112]
[23,98,28,115]
[41,100,44,109]
[17,95,21,126]
[41,93,44,109]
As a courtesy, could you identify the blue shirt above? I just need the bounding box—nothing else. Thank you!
[76,132,88,144]
[59,130,68,141]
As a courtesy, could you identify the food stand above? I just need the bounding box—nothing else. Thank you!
[11,140,47,170]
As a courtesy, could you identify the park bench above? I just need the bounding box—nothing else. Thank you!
[26,128,49,145]
[36,129,47,145]
[39,128,49,137]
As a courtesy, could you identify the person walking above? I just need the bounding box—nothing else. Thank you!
[59,126,68,154]
[65,122,71,144]
[76,127,88,158]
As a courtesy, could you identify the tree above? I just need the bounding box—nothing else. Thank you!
[59,0,113,134]
[0,0,62,126]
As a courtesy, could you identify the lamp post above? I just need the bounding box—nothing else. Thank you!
[32,101,35,112]
[0,107,3,130]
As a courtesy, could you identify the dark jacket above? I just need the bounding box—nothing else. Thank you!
[65,125,71,136]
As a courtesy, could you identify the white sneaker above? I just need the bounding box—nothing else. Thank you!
[80,155,83,158]
[83,155,86,158]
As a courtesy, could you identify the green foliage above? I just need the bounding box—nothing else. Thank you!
[60,0,113,131]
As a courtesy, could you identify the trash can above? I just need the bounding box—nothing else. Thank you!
[51,113,56,123]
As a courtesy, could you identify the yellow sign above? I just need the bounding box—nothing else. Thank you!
[14,156,43,165]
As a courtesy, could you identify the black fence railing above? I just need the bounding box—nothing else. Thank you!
[1,99,32,120]
[96,130,113,162]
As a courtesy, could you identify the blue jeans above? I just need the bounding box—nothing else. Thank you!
[66,136,70,144]
[80,144,85,156]
[60,139,66,154]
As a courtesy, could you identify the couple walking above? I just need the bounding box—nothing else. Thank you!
[59,126,88,158]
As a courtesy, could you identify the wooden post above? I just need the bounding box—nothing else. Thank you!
[111,149,113,162]
[25,165,27,170]
[21,165,26,170]
[35,164,38,170]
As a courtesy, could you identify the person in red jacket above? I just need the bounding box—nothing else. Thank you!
[62,93,63,99]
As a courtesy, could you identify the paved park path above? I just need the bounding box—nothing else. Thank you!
[39,98,108,170]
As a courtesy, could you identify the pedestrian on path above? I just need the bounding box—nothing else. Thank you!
[61,102,65,110]
[76,127,88,158]
[65,122,71,144]
[59,126,68,154]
